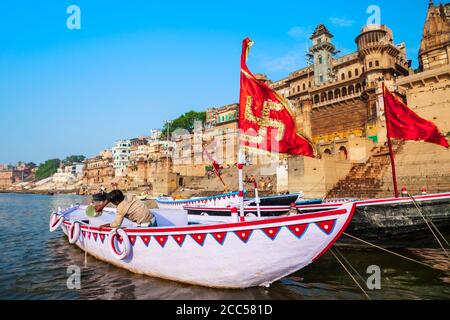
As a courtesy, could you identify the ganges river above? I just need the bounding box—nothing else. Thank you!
[0,193,448,300]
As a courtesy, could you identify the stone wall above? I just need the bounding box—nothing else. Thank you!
[288,156,352,198]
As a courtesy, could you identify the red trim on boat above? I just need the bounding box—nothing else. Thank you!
[312,203,356,262]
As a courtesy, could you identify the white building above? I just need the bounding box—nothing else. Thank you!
[113,139,131,176]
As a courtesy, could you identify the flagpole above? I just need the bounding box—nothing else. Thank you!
[382,82,399,198]
[237,135,245,221]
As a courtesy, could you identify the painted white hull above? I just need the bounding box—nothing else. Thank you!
[53,203,355,288]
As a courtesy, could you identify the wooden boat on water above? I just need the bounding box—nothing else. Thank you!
[156,192,303,210]
[185,192,450,247]
[49,202,355,288]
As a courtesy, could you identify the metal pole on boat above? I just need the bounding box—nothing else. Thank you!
[382,82,399,198]
[254,181,261,218]
[237,147,245,221]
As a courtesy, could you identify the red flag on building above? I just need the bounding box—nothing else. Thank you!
[239,37,316,157]
[383,84,449,148]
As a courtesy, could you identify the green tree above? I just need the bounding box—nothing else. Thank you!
[35,159,61,180]
[63,155,86,165]
[160,110,206,139]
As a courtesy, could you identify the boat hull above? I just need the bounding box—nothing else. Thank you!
[57,203,355,288]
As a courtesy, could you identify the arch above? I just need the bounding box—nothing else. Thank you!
[324,148,332,155]
[341,73,345,81]
[375,60,380,67]
[348,70,352,78]
[328,90,334,100]
[342,87,347,97]
[348,85,355,95]
[320,92,327,102]
[297,85,300,92]
[355,68,359,76]
[369,61,373,68]
[338,146,348,160]
[302,83,306,90]
[314,95,320,104]
[356,83,362,93]
[334,88,341,98]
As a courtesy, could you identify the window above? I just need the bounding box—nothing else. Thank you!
[319,75,324,83]
[355,68,359,76]
[369,61,373,68]
[348,71,352,78]
[318,55,323,64]
[303,83,306,90]
[341,73,345,80]
[375,60,380,67]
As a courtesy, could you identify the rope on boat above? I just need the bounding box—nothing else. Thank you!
[428,219,450,247]
[334,247,366,285]
[407,193,449,257]
[330,248,371,300]
[342,232,435,269]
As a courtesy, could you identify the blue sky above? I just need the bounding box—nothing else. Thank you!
[0,0,430,164]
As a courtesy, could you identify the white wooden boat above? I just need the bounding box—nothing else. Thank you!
[184,192,450,247]
[49,202,355,288]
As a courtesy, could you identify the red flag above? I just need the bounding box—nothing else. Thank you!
[383,84,449,148]
[239,37,315,157]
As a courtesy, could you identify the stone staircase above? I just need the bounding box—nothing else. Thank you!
[326,142,404,199]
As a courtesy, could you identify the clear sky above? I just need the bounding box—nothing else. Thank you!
[0,0,431,164]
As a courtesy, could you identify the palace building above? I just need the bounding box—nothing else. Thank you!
[271,23,412,160]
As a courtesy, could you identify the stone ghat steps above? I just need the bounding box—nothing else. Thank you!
[326,142,403,199]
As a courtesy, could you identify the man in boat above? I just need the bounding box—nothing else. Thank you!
[96,190,156,228]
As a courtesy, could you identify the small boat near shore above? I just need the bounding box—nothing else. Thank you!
[49,202,355,288]
[155,192,303,210]
[185,192,450,247]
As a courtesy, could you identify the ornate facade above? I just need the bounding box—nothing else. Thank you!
[272,23,411,159]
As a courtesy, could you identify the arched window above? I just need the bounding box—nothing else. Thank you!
[303,83,306,90]
[341,73,345,81]
[338,146,348,160]
[297,85,300,92]
[349,85,355,95]
[369,61,373,68]
[324,149,332,155]
[348,71,352,78]
[328,91,334,100]
[342,87,347,96]
[355,68,359,76]
[334,88,341,98]
[375,60,380,67]
[318,55,323,64]
[320,92,327,102]
[356,83,362,93]
[314,95,320,104]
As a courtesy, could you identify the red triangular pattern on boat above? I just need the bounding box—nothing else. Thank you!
[92,233,98,241]
[117,235,123,244]
[155,235,168,247]
[88,232,91,239]
[287,224,308,238]
[234,230,252,243]
[315,220,336,235]
[99,234,105,243]
[140,235,151,246]
[129,235,137,246]
[190,233,206,246]
[262,227,281,240]
[172,234,186,246]
[82,231,86,238]
[211,232,227,245]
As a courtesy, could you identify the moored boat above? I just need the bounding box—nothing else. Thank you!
[185,192,450,247]
[49,202,355,288]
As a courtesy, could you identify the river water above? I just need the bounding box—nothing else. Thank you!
[0,193,448,300]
